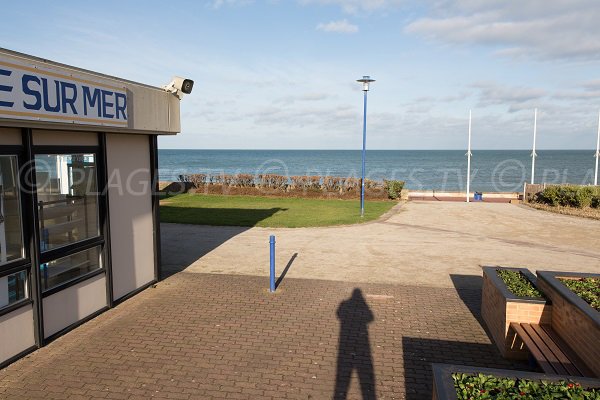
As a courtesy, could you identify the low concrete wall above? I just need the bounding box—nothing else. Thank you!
[523,183,545,203]
[409,190,519,199]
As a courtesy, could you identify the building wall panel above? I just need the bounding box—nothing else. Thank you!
[32,130,98,146]
[0,127,22,145]
[42,274,107,338]
[106,134,155,300]
[0,305,35,364]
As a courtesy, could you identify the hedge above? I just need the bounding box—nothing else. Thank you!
[178,173,405,200]
[534,185,600,209]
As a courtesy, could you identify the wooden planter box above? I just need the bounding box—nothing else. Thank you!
[536,271,600,377]
[481,266,551,359]
[431,363,600,400]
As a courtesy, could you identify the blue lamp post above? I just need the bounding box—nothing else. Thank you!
[357,75,375,217]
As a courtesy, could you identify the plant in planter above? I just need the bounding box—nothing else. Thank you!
[558,277,599,312]
[431,364,600,400]
[481,267,551,359]
[536,271,600,378]
[496,270,544,298]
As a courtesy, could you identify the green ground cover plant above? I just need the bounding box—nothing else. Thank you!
[453,372,600,399]
[558,277,600,312]
[496,269,544,298]
[159,193,396,228]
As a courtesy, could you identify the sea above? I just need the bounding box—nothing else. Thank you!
[158,150,598,193]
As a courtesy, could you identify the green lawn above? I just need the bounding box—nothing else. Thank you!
[159,193,396,228]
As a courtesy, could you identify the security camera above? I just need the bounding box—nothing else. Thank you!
[163,76,194,99]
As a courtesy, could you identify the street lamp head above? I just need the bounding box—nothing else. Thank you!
[357,75,375,91]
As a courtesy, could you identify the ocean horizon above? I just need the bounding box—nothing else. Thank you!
[158,149,598,193]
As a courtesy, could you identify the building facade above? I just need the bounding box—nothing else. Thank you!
[0,48,181,367]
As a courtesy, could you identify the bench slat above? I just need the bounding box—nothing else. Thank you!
[530,324,582,377]
[540,325,596,378]
[521,323,570,376]
[509,322,558,374]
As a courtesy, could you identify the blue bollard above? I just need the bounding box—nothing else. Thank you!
[269,235,276,292]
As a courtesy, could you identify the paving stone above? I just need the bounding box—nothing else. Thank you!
[0,273,526,399]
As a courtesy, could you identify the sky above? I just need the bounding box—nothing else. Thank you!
[2,0,600,150]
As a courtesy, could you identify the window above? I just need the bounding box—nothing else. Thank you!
[0,154,28,312]
[0,270,28,309]
[35,152,104,291]
[41,246,101,290]
[35,154,99,251]
[0,155,24,265]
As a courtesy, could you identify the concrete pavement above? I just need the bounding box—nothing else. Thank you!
[161,202,600,288]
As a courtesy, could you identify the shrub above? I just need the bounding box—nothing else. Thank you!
[364,179,384,190]
[322,176,337,191]
[178,174,206,187]
[576,186,595,208]
[210,174,223,185]
[222,174,234,186]
[384,180,405,200]
[236,174,254,187]
[307,175,321,190]
[176,173,402,200]
[289,176,306,189]
[344,178,360,191]
[496,269,544,298]
[535,185,600,208]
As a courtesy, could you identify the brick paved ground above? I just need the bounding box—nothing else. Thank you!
[0,273,526,399]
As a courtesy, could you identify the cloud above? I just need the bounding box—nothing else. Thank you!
[300,0,405,14]
[316,19,359,33]
[472,82,547,109]
[210,0,253,9]
[552,80,600,103]
[405,0,600,61]
[274,92,333,105]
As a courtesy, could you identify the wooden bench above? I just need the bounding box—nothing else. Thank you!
[509,322,595,377]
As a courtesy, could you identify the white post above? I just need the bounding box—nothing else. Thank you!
[466,110,472,203]
[595,110,600,186]
[531,108,538,184]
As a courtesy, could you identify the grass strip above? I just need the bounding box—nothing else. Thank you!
[159,193,396,228]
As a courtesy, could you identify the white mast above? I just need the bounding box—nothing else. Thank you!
[595,110,600,186]
[466,110,472,203]
[531,108,538,184]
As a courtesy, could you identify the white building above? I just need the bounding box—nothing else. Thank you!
[0,48,186,367]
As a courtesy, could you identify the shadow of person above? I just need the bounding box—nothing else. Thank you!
[334,288,376,400]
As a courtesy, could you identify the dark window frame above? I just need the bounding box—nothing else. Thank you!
[0,266,33,316]
[0,146,32,317]
[0,149,28,272]
[31,144,107,296]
